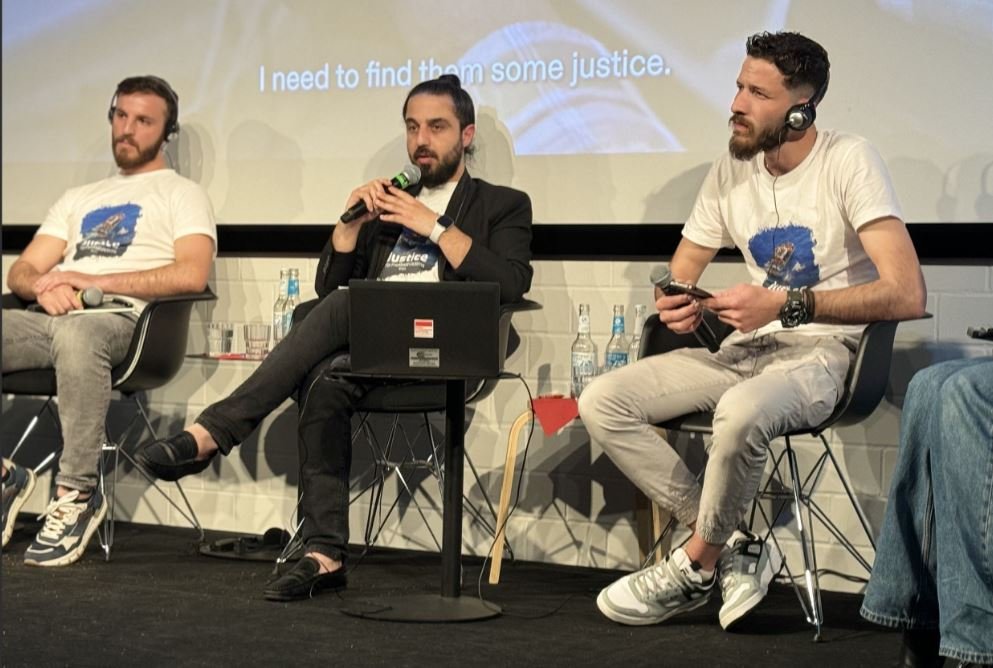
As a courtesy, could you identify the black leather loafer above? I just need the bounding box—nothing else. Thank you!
[135,431,216,482]
[264,556,347,601]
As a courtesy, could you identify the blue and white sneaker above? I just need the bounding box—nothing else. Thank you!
[24,489,107,567]
[2,460,37,548]
[597,547,714,625]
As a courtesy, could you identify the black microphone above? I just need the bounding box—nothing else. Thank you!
[77,286,104,307]
[650,264,721,353]
[339,164,421,223]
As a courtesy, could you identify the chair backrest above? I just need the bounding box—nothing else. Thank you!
[814,320,897,431]
[112,291,217,392]
[466,298,541,404]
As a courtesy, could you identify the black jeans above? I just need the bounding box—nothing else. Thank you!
[197,290,360,562]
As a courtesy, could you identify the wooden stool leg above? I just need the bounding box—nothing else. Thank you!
[488,409,533,585]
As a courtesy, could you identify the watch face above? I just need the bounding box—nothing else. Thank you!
[780,291,807,328]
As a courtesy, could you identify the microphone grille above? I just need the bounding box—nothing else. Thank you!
[402,163,421,185]
[649,264,671,287]
[81,286,104,307]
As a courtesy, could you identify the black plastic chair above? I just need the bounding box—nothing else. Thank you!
[2,290,216,559]
[639,312,901,640]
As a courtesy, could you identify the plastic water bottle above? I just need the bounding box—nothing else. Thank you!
[280,268,300,338]
[272,268,290,343]
[628,304,648,362]
[570,304,598,398]
[604,304,629,370]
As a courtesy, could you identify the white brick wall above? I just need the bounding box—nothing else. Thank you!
[3,254,992,592]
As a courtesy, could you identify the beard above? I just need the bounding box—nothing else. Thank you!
[413,141,463,188]
[113,135,164,170]
[728,114,785,161]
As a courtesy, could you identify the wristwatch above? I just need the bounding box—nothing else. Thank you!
[429,214,454,244]
[779,288,815,328]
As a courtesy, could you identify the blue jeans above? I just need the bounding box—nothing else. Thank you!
[861,357,993,664]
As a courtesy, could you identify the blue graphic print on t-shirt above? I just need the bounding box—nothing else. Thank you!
[72,203,142,260]
[748,223,820,288]
[379,227,442,281]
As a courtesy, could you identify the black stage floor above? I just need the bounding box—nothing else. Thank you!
[2,521,898,667]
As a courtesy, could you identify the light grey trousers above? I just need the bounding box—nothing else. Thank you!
[578,329,854,545]
[2,309,136,492]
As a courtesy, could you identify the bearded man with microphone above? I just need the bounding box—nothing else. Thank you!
[138,74,533,601]
[579,32,926,631]
[1,75,216,566]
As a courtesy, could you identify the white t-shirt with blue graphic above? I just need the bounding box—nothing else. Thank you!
[682,129,902,338]
[35,168,216,310]
[380,181,458,282]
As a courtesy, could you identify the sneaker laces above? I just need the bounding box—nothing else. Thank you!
[630,554,702,602]
[36,491,84,542]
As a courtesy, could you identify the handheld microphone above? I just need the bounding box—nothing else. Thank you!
[650,264,721,353]
[77,286,104,308]
[339,164,421,223]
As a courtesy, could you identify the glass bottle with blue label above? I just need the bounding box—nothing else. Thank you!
[604,304,629,370]
[280,268,300,338]
[272,268,290,344]
[570,303,598,398]
[628,304,648,362]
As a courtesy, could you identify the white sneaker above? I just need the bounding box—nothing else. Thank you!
[717,530,784,630]
[597,547,714,625]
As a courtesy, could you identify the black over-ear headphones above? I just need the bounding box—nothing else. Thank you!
[785,71,829,132]
[107,75,180,142]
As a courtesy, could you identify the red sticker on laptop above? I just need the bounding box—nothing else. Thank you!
[413,318,435,338]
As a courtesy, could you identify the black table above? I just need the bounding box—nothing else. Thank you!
[339,377,501,622]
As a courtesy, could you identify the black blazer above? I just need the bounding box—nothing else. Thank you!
[315,170,533,304]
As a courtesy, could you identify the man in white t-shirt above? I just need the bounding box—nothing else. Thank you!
[580,32,926,630]
[1,75,216,566]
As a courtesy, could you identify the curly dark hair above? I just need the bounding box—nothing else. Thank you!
[745,31,830,98]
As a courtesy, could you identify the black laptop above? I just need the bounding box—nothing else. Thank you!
[347,280,502,378]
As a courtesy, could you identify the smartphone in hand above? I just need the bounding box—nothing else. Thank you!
[661,280,713,300]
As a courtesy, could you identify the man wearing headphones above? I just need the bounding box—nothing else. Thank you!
[581,32,925,629]
[1,76,216,566]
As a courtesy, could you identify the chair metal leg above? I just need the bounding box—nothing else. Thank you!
[97,394,205,560]
[6,397,63,476]
[351,409,506,559]
[819,435,876,551]
[785,438,823,641]
[9,397,56,461]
